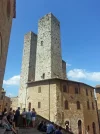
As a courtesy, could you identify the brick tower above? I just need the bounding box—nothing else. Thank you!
[35,13,64,81]
[18,32,37,108]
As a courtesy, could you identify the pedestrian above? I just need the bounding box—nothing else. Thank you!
[31,108,36,128]
[47,122,55,134]
[2,112,17,134]
[26,109,32,128]
[55,126,62,134]
[15,107,20,127]
[22,108,27,127]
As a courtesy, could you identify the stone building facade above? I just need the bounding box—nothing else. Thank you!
[27,78,99,134]
[0,88,11,113]
[0,0,16,99]
[10,96,18,110]
[19,32,37,108]
[19,13,67,108]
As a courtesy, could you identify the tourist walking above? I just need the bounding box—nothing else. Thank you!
[22,108,27,127]
[15,107,20,127]
[31,108,36,128]
[26,109,32,128]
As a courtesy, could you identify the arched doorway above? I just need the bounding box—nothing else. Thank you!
[92,122,96,134]
[78,120,82,134]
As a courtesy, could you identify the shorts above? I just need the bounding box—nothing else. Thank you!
[32,117,36,121]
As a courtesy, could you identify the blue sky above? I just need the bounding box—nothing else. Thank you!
[3,0,100,97]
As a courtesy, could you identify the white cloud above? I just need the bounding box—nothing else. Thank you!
[3,75,20,86]
[68,69,100,82]
[66,63,71,67]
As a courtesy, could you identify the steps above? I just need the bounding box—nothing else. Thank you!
[18,128,42,134]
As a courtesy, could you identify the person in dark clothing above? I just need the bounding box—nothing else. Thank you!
[55,126,62,134]
[15,107,20,127]
[41,121,47,132]
[37,121,44,131]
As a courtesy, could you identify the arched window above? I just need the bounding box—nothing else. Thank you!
[65,100,68,110]
[28,102,31,109]
[78,120,82,134]
[92,122,96,134]
[86,89,88,96]
[91,91,93,97]
[92,102,95,110]
[87,125,90,131]
[7,0,11,18]
[77,101,81,109]
[75,88,79,94]
[87,101,90,110]
[63,85,67,92]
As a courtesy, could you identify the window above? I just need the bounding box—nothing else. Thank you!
[65,100,68,110]
[75,88,78,94]
[7,0,11,18]
[28,102,31,109]
[38,102,41,108]
[78,120,82,134]
[92,102,95,110]
[43,73,45,79]
[63,85,67,92]
[38,87,41,93]
[92,122,96,134]
[87,101,90,110]
[6,103,8,106]
[77,101,81,109]
[41,41,43,46]
[87,125,90,131]
[91,91,92,97]
[86,89,88,96]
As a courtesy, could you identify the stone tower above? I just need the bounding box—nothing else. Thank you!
[35,13,64,81]
[18,32,37,108]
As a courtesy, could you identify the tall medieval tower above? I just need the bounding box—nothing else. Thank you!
[19,13,67,109]
[19,32,37,108]
[35,13,63,81]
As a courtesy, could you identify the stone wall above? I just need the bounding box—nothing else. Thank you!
[10,96,18,110]
[0,0,16,90]
[27,80,57,122]
[27,79,99,134]
[19,32,37,109]
[35,13,63,81]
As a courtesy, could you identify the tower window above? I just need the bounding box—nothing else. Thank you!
[92,102,95,110]
[38,87,41,93]
[65,100,69,110]
[7,0,11,18]
[91,91,92,97]
[43,73,45,79]
[77,101,81,109]
[87,101,90,110]
[28,102,31,109]
[86,89,88,96]
[38,102,41,108]
[75,88,79,94]
[41,41,43,46]
[63,85,67,92]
